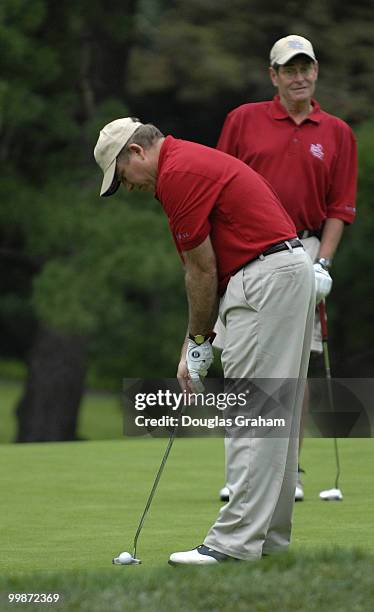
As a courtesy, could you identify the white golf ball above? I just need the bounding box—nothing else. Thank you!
[118,552,133,563]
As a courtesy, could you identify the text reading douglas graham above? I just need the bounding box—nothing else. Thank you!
[133,390,286,429]
[134,414,286,429]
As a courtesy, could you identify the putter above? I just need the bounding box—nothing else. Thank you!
[112,403,185,565]
[318,300,343,501]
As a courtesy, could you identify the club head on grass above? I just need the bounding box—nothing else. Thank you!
[319,487,343,501]
[112,551,142,565]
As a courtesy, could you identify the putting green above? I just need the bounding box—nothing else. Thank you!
[0,437,373,576]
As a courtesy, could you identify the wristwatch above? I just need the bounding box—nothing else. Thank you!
[316,257,332,270]
[189,332,216,345]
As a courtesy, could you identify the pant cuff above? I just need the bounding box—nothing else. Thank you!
[203,539,262,561]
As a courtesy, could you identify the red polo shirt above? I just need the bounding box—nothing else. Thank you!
[156,136,296,294]
[217,96,357,231]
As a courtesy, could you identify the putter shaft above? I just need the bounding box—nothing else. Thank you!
[319,301,341,490]
[132,406,184,559]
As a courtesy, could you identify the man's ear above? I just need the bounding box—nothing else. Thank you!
[269,66,278,87]
[128,143,145,158]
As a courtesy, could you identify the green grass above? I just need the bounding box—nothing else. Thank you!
[0,359,27,382]
[0,550,373,611]
[0,438,373,610]
[0,381,123,443]
[77,391,123,441]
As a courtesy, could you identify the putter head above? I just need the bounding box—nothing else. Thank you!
[319,487,343,501]
[112,551,142,565]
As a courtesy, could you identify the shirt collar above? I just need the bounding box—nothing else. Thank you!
[270,95,322,124]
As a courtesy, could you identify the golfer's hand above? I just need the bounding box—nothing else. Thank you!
[313,263,332,304]
[177,359,191,393]
[186,339,214,393]
[177,358,205,397]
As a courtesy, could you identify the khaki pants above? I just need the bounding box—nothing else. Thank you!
[302,237,322,353]
[214,236,322,353]
[204,246,315,559]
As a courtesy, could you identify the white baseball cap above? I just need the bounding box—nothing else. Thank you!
[270,35,316,66]
[94,117,143,197]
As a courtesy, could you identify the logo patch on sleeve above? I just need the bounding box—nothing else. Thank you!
[176,231,191,241]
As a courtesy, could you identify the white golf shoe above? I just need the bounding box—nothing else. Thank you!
[319,487,343,501]
[219,485,230,502]
[295,467,305,501]
[169,544,238,566]
[295,482,304,501]
[221,483,305,502]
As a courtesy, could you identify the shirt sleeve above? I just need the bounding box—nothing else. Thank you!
[326,123,357,224]
[159,170,224,251]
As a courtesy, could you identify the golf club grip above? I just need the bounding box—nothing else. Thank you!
[318,300,328,341]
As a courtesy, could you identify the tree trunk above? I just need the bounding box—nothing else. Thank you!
[16,326,87,442]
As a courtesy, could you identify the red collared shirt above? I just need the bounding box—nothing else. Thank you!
[156,136,296,295]
[217,96,357,231]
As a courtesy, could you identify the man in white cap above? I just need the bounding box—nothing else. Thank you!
[216,34,357,502]
[94,118,315,563]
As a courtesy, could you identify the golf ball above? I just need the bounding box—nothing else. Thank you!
[118,552,133,563]
[112,551,141,565]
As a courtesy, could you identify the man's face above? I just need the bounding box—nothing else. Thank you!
[116,145,157,193]
[269,55,318,105]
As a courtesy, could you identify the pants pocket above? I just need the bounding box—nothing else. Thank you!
[263,261,307,308]
[241,264,262,312]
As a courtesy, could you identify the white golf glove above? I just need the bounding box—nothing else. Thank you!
[186,339,214,393]
[313,263,332,304]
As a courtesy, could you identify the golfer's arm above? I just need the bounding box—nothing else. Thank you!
[183,235,219,337]
[318,218,344,261]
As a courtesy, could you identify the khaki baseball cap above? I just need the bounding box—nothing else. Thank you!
[94,117,143,197]
[270,35,316,66]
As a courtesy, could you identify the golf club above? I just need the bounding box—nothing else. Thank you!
[318,300,343,501]
[112,402,185,565]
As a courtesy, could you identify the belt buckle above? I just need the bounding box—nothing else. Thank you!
[284,240,293,253]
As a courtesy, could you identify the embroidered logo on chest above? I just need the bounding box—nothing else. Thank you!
[310,143,324,160]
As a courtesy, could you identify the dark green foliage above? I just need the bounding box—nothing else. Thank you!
[1,0,374,391]
[0,0,186,385]
[127,0,374,144]
[329,120,374,375]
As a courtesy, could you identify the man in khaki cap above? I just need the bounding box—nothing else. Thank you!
[269,34,316,66]
[94,118,315,564]
[94,117,144,196]
[216,34,357,502]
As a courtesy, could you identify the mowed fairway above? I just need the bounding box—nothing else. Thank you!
[0,438,373,610]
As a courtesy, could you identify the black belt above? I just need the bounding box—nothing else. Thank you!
[260,238,303,258]
[238,238,304,277]
[297,229,322,240]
